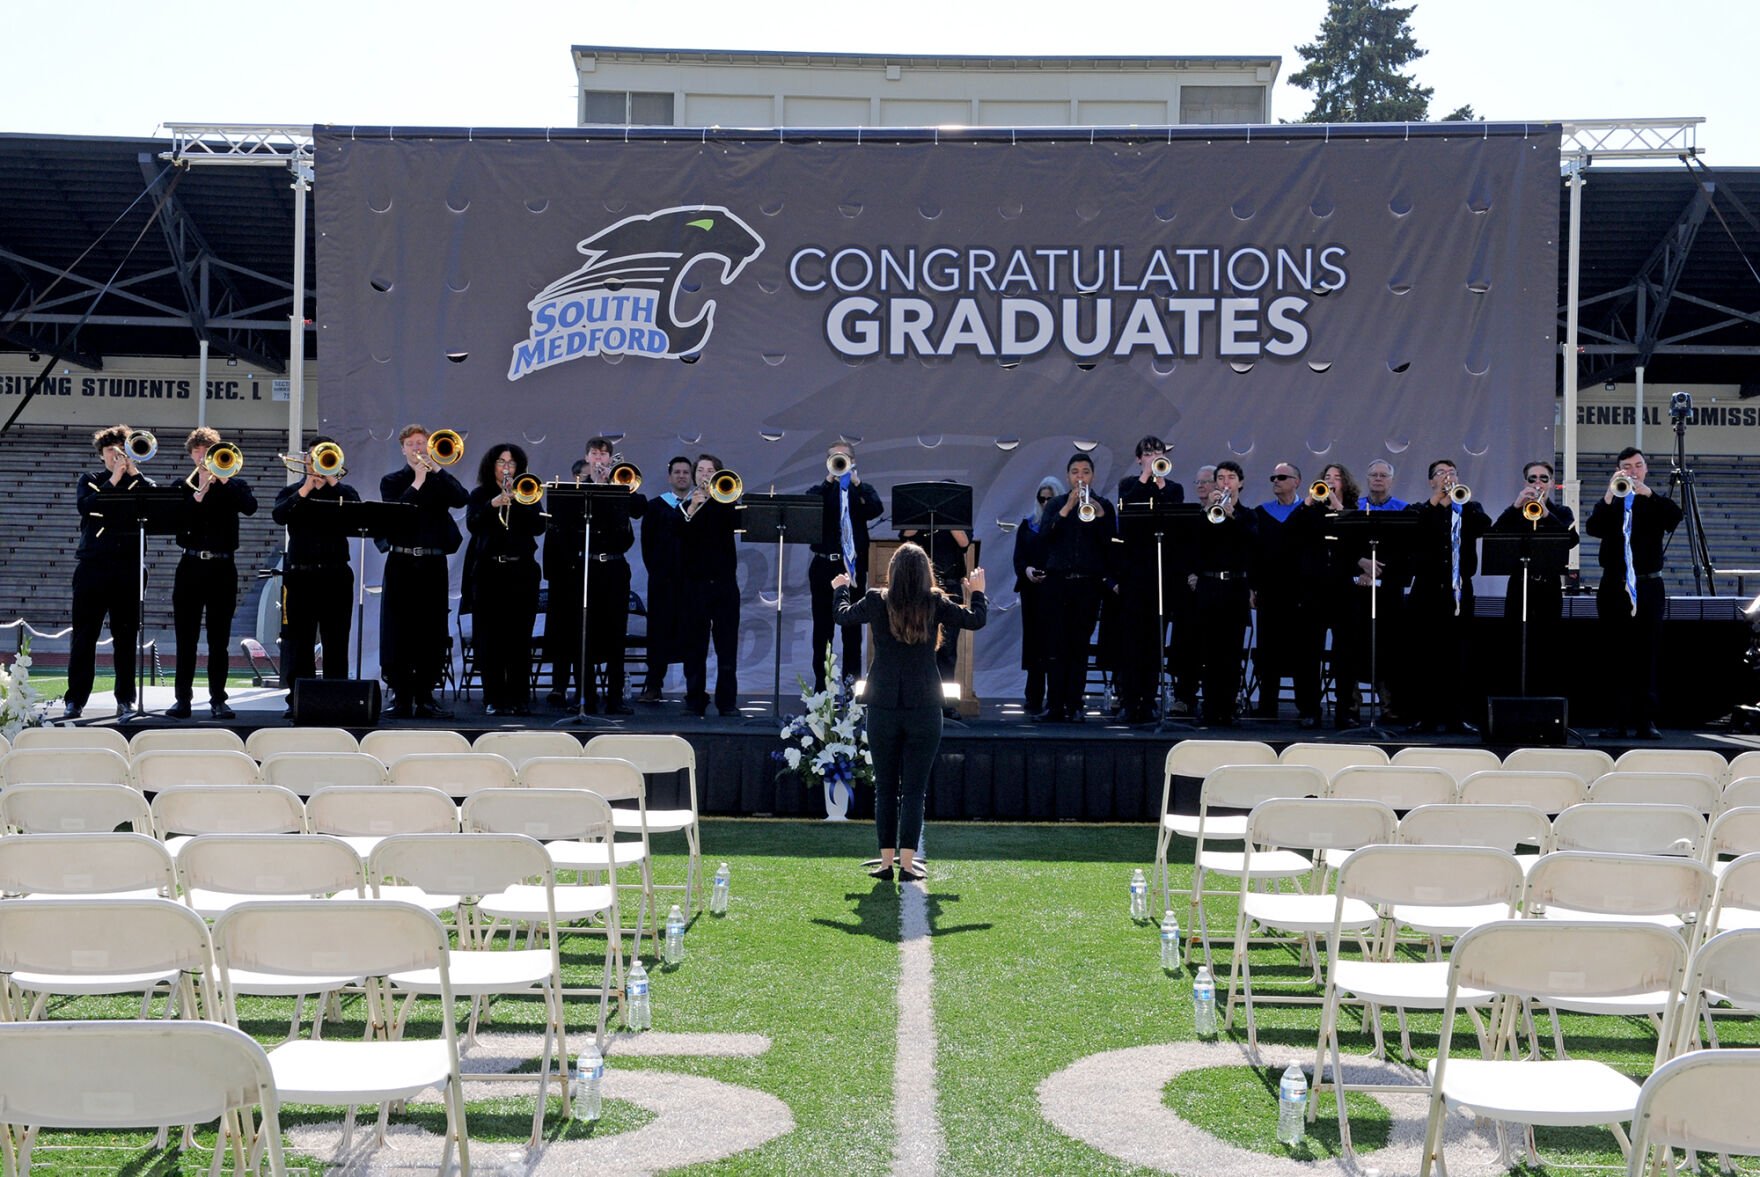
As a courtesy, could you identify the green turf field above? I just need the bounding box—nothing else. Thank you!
[16,819,1758,1174]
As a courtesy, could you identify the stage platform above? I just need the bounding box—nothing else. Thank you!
[47,683,1760,824]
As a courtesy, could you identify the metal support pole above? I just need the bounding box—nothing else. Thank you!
[196,338,208,429]
[1563,157,1584,573]
[1634,363,1645,450]
[287,165,309,483]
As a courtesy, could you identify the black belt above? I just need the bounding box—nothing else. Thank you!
[590,552,625,564]
[390,546,445,557]
[1636,571,1664,581]
[488,555,528,564]
[814,552,845,563]
[181,549,233,561]
[1201,570,1247,581]
[285,562,339,572]
[1057,572,1098,580]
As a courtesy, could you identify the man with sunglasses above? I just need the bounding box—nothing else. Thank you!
[1491,461,1577,695]
[1250,462,1319,726]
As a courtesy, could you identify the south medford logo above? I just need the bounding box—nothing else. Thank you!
[508,205,765,380]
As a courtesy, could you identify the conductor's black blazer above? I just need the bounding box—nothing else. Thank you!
[834,586,987,709]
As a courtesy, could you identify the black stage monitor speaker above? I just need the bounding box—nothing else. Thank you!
[289,678,381,726]
[1487,696,1568,746]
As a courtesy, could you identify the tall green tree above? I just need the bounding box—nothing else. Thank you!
[1289,0,1436,123]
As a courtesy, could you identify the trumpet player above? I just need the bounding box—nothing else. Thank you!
[1491,461,1577,694]
[168,427,257,720]
[682,453,741,717]
[898,487,972,703]
[466,444,544,716]
[1185,460,1256,727]
[272,435,359,700]
[1037,453,1116,723]
[379,424,469,720]
[1585,447,1681,740]
[544,436,646,714]
[1402,459,1491,735]
[66,423,157,721]
[1114,436,1184,724]
[806,440,883,693]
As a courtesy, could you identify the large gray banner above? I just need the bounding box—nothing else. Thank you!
[314,125,1560,698]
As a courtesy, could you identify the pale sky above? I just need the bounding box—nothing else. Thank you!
[11,0,1754,164]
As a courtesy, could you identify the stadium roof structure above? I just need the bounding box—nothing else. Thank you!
[2,129,1759,389]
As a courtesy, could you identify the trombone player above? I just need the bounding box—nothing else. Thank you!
[379,423,469,719]
[806,440,883,693]
[169,427,257,720]
[681,453,742,717]
[66,423,157,721]
[465,443,544,716]
[272,436,359,701]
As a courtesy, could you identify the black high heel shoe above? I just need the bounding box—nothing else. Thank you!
[868,864,895,881]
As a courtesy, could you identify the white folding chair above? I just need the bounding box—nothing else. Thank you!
[1312,844,1524,1156]
[0,747,132,789]
[0,830,175,902]
[463,788,628,1006]
[359,729,472,765]
[1223,796,1397,1052]
[1187,763,1327,968]
[1552,802,1707,858]
[8,727,130,755]
[1324,766,1457,871]
[0,897,214,1023]
[150,785,307,856]
[1458,768,1588,813]
[1613,747,1729,782]
[371,833,579,1145]
[473,730,585,767]
[1627,1048,1760,1177]
[1394,804,1552,937]
[132,749,261,791]
[1708,851,1760,937]
[1675,926,1760,1054]
[1723,775,1760,812]
[0,1019,286,1177]
[0,733,9,758]
[1502,746,1615,782]
[307,784,460,860]
[1278,742,1389,778]
[245,727,360,759]
[212,900,471,1176]
[1389,745,1503,784]
[1589,771,1721,815]
[584,733,702,913]
[259,751,389,794]
[128,728,247,756]
[519,756,657,948]
[0,781,153,835]
[1723,751,1760,787]
[1419,920,1688,1176]
[388,751,519,797]
[1154,739,1279,912]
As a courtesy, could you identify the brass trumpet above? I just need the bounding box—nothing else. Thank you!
[1206,491,1232,524]
[203,442,244,481]
[1150,454,1174,479]
[1448,482,1473,505]
[610,461,642,492]
[426,429,464,468]
[1077,483,1098,523]
[827,451,854,478]
[1310,480,1331,503]
[126,429,157,462]
[278,441,347,477]
[1522,497,1546,521]
[1612,472,1636,497]
[709,469,743,504]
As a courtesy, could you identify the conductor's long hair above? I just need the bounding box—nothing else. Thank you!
[476,443,529,490]
[884,542,949,649]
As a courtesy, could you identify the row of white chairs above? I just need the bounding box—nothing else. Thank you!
[0,725,604,764]
[1266,740,1746,786]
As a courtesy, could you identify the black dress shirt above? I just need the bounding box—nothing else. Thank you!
[806,478,883,557]
[1585,493,1682,576]
[271,480,363,565]
[379,467,468,554]
[834,586,987,708]
[76,469,157,558]
[177,475,258,553]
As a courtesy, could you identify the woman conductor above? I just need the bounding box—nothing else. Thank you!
[833,542,987,883]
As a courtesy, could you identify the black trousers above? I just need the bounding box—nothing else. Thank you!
[547,558,631,702]
[67,556,141,707]
[1597,575,1666,727]
[380,553,450,700]
[684,574,740,712]
[1194,578,1251,722]
[645,581,683,688]
[473,559,539,709]
[867,704,941,854]
[1116,578,1170,714]
[1407,584,1475,725]
[281,565,352,685]
[1501,578,1564,697]
[173,555,239,705]
[809,554,866,690]
[1254,593,1320,718]
[1046,574,1103,717]
[1311,584,1362,720]
[1171,583,1202,709]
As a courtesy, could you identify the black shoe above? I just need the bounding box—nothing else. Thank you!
[545,691,567,708]
[115,702,137,723]
[637,686,662,703]
[1335,712,1360,730]
[1598,725,1628,740]
[899,866,927,883]
[606,702,634,716]
[414,697,453,720]
[1405,720,1440,735]
[62,703,83,720]
[1635,722,1662,740]
[687,705,708,719]
[165,700,193,719]
[485,704,503,717]
[210,702,235,720]
[1445,720,1479,737]
[868,864,894,881]
[385,697,415,720]
[1298,716,1320,730]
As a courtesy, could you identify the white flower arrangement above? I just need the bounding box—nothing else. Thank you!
[774,647,874,793]
[0,638,49,740]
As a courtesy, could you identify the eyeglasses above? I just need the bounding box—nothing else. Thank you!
[1269,474,1295,482]
[1525,474,1552,483]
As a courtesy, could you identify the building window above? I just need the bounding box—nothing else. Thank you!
[1179,85,1266,125]
[581,90,676,126]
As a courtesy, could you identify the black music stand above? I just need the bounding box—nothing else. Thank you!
[736,493,823,721]
[1482,531,1576,698]
[307,499,417,680]
[1120,501,1203,732]
[101,486,185,719]
[546,484,636,729]
[1332,510,1417,739]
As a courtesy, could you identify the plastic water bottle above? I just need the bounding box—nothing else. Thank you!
[710,863,730,915]
[625,958,651,1031]
[664,904,686,966]
[1159,910,1182,970]
[1192,965,1217,1037]
[1129,868,1149,921]
[1277,1062,1308,1144]
[572,1043,603,1123]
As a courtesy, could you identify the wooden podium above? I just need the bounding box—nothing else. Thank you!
[864,537,982,717]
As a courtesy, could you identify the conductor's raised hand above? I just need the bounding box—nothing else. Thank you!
[964,567,986,593]
[831,572,852,590]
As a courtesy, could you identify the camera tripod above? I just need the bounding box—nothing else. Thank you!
[1666,403,1715,594]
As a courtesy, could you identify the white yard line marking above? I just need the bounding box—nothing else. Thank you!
[892,876,944,1176]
